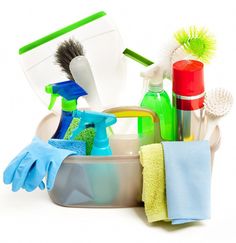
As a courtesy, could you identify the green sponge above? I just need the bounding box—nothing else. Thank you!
[64,118,96,155]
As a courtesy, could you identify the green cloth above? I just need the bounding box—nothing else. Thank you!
[140,143,168,222]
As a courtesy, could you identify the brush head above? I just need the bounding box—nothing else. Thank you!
[141,26,216,82]
[55,39,84,80]
[204,88,233,118]
[175,26,216,63]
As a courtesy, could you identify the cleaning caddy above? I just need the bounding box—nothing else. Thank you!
[3,12,233,225]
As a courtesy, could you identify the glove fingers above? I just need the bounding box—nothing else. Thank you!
[39,181,45,190]
[22,181,45,191]
[46,162,60,191]
[3,152,28,185]
[12,155,36,192]
[46,150,74,191]
[3,138,39,185]
[23,161,47,192]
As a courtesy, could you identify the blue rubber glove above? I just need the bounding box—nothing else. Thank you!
[3,137,75,192]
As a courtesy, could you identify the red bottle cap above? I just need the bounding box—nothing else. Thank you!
[173,60,204,96]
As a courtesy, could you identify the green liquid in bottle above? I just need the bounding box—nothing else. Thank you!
[138,87,173,142]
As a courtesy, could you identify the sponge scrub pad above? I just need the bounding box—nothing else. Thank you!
[64,118,95,155]
[48,139,86,155]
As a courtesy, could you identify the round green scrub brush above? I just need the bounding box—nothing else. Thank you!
[174,26,216,63]
[64,118,96,155]
[141,26,216,84]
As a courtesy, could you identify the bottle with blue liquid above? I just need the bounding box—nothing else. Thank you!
[45,80,87,139]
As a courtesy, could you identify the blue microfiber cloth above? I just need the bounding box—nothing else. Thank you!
[162,141,211,225]
[48,139,86,155]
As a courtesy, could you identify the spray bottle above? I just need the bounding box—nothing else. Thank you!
[71,110,117,156]
[138,65,174,141]
[45,80,87,139]
[172,60,205,141]
[70,110,118,205]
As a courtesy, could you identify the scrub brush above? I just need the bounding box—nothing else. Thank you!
[141,26,216,81]
[204,88,233,140]
[124,26,216,92]
[55,39,84,81]
[55,38,102,109]
[174,26,216,64]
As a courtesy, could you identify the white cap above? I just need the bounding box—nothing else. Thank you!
[140,63,164,91]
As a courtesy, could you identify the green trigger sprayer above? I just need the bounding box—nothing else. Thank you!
[45,80,87,139]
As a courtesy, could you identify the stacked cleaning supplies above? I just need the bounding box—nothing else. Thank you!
[140,141,211,225]
[2,18,226,224]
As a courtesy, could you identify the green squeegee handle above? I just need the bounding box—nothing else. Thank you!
[123,48,154,67]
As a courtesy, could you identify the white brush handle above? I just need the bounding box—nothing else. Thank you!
[204,117,219,141]
[70,56,102,109]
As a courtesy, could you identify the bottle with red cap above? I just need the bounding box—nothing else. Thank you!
[172,60,205,141]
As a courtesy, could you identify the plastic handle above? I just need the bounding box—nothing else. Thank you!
[103,106,159,123]
[204,117,219,141]
[123,48,154,67]
[48,94,59,110]
[69,56,102,109]
[45,84,59,110]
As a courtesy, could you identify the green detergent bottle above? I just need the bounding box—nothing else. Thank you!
[138,65,174,142]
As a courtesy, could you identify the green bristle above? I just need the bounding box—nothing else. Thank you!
[64,118,96,155]
[175,26,216,63]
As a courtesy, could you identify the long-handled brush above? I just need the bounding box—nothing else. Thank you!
[124,26,216,83]
[55,38,102,109]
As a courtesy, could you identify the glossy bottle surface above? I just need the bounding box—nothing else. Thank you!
[138,89,173,141]
[172,60,205,141]
[52,111,73,139]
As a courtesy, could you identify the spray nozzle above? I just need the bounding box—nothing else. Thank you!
[140,63,165,90]
[45,85,59,110]
[45,80,87,111]
[70,110,117,156]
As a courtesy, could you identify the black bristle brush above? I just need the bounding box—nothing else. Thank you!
[55,38,102,109]
[55,38,84,80]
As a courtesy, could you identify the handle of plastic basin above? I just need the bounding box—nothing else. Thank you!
[104,106,161,143]
[104,106,159,122]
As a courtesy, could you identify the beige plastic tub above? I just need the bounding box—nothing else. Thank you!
[36,112,221,207]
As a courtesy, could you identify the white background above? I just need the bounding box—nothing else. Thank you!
[1,0,236,242]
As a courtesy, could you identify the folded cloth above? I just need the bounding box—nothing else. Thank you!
[140,144,168,222]
[162,141,211,225]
